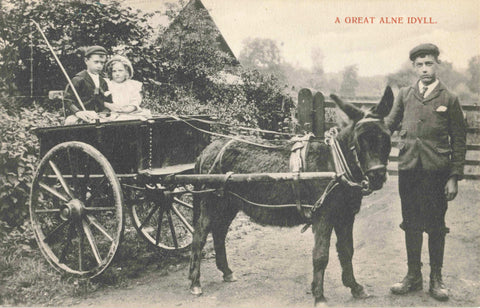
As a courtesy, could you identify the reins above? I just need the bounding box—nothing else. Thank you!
[180,114,384,232]
[169,114,288,150]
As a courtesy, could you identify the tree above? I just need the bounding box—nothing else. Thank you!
[386,61,416,88]
[238,38,286,83]
[437,60,466,89]
[340,64,359,97]
[0,0,158,109]
[467,55,480,94]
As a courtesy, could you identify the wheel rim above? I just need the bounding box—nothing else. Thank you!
[130,186,194,252]
[30,142,123,278]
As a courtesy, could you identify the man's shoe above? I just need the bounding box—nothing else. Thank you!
[429,271,449,301]
[391,273,423,294]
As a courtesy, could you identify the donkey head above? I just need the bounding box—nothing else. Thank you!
[330,86,394,191]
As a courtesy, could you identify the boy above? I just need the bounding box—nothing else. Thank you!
[64,45,112,124]
[386,43,466,301]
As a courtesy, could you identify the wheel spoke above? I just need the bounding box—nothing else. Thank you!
[85,206,116,212]
[82,219,102,265]
[86,215,113,242]
[34,208,61,214]
[43,220,69,244]
[171,204,194,233]
[167,210,179,249]
[48,160,74,199]
[59,223,75,263]
[39,182,69,203]
[67,148,79,190]
[155,207,165,245]
[172,196,193,209]
[139,203,160,230]
[78,222,84,272]
[80,155,91,201]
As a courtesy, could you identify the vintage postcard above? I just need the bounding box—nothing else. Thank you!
[0,0,478,307]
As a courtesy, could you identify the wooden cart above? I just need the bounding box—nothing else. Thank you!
[29,115,211,278]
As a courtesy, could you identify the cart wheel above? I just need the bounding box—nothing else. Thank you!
[130,186,194,252]
[30,141,123,278]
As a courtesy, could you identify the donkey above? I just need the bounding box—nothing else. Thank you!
[188,87,394,305]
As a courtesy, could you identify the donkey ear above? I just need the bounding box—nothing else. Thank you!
[330,94,364,121]
[373,86,394,118]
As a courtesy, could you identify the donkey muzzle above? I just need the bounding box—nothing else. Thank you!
[365,164,387,190]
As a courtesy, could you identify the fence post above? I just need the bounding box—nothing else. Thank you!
[297,88,313,134]
[313,92,325,137]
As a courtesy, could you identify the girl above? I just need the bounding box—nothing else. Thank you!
[104,55,149,117]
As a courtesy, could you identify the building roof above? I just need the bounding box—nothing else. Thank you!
[165,0,239,64]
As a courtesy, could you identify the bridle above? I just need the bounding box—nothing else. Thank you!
[351,117,390,179]
[324,117,388,196]
[324,127,371,196]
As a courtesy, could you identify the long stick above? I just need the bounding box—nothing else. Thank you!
[31,20,86,111]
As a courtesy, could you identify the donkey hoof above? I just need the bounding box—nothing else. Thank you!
[223,273,237,282]
[190,286,203,296]
[351,285,371,299]
[314,296,327,307]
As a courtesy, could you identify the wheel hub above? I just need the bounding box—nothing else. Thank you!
[60,199,85,221]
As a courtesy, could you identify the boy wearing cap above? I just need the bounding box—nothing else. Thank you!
[386,43,466,301]
[65,45,112,124]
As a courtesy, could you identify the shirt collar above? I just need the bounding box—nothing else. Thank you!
[87,71,100,88]
[418,79,439,98]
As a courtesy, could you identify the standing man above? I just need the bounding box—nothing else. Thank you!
[386,43,466,301]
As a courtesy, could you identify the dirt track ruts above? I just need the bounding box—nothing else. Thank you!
[66,177,480,307]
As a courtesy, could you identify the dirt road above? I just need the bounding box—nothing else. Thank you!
[67,178,480,307]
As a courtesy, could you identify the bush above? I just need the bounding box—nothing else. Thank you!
[0,105,62,227]
[241,70,294,133]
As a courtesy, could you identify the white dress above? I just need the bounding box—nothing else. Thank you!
[106,79,143,108]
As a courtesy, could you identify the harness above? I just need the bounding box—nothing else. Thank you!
[289,133,314,218]
[196,118,387,230]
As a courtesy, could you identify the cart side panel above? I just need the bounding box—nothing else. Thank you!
[34,116,211,174]
[35,122,142,174]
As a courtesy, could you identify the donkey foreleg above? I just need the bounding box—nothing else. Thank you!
[311,215,334,305]
[189,200,212,295]
[334,217,370,299]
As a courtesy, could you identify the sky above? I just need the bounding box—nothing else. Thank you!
[124,0,480,77]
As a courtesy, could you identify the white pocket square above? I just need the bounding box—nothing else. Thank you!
[436,106,447,112]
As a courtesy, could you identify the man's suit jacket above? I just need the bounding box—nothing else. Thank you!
[65,70,111,115]
[386,80,467,179]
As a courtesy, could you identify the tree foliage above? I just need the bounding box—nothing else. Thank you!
[467,55,480,94]
[238,38,286,83]
[340,64,359,97]
[240,70,294,133]
[0,106,61,227]
[0,0,158,109]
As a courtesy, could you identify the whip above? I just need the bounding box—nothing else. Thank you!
[31,20,86,111]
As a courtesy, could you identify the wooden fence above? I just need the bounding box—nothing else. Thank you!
[297,89,480,180]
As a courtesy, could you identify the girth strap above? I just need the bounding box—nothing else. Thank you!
[289,133,314,218]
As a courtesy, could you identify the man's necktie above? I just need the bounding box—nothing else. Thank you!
[421,86,428,98]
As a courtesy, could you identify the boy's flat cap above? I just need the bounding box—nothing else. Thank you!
[85,46,107,57]
[409,43,439,61]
